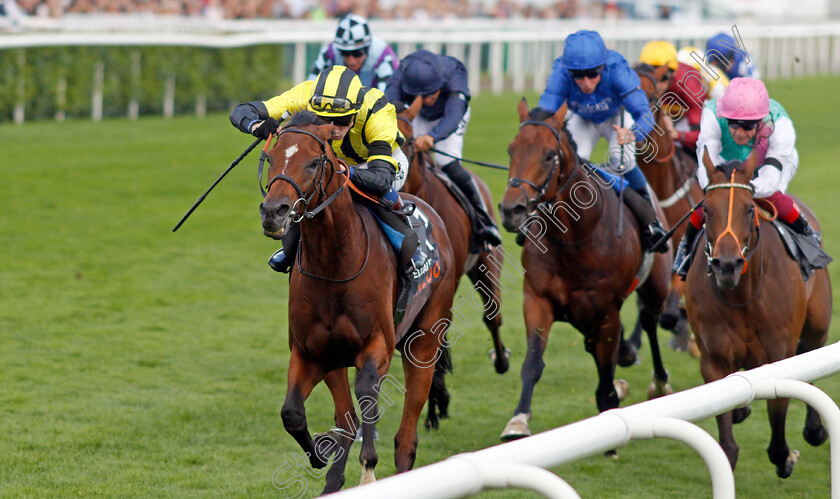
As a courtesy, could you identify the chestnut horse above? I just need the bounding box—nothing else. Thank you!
[259,112,456,493]
[634,64,703,347]
[497,99,673,441]
[686,149,832,477]
[397,98,510,429]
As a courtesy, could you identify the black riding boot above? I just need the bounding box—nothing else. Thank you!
[673,222,700,278]
[786,212,832,271]
[788,213,821,244]
[622,187,669,253]
[441,160,503,248]
[268,223,301,273]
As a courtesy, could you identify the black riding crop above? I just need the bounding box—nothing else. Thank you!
[429,147,509,170]
[172,137,263,232]
[648,199,703,253]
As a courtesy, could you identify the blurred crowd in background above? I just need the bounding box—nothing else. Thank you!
[0,0,678,21]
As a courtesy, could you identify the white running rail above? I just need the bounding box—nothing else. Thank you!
[329,341,840,499]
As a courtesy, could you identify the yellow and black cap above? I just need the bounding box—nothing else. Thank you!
[309,66,365,117]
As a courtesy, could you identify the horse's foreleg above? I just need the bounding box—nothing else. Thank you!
[640,308,673,399]
[799,272,831,446]
[319,369,357,495]
[590,315,622,413]
[469,248,509,374]
[501,292,552,441]
[396,332,438,473]
[766,397,798,478]
[701,355,739,469]
[354,341,391,485]
[281,349,327,469]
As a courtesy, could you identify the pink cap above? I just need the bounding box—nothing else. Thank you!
[717,78,769,120]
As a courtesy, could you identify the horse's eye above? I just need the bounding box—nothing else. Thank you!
[308,159,319,169]
[544,150,556,162]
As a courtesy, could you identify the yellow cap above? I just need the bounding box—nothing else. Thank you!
[639,41,679,71]
[308,65,364,118]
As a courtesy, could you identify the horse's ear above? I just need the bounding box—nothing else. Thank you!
[702,146,716,180]
[517,97,529,123]
[553,102,568,125]
[741,148,758,179]
[316,122,334,141]
[405,96,422,121]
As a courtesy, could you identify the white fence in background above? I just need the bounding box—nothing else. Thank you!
[3,19,840,122]
[328,341,840,499]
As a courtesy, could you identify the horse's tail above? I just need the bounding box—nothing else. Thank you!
[435,339,453,375]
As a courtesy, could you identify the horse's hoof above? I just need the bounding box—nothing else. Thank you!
[604,449,619,459]
[804,425,828,446]
[618,341,638,367]
[660,312,679,331]
[776,450,799,479]
[733,406,751,424]
[489,347,512,374]
[647,379,674,399]
[359,466,377,485]
[500,413,531,441]
[614,379,630,401]
[313,432,341,462]
[424,416,439,430]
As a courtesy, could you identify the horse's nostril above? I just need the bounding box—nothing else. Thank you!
[511,205,527,216]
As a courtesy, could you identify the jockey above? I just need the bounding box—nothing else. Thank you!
[678,45,729,101]
[384,49,503,249]
[674,77,821,277]
[538,30,668,252]
[307,14,398,92]
[638,40,707,152]
[230,65,418,274]
[706,32,761,81]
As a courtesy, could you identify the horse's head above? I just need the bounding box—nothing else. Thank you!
[701,147,759,289]
[635,64,671,103]
[499,98,574,232]
[397,96,426,194]
[259,111,344,239]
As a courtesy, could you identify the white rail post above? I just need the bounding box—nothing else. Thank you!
[490,41,504,94]
[626,417,735,499]
[14,49,25,125]
[748,377,840,499]
[92,60,104,122]
[468,42,481,97]
[478,463,580,498]
[293,41,306,83]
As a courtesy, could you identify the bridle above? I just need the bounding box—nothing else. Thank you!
[703,171,764,306]
[259,127,349,222]
[508,120,574,212]
[259,126,371,283]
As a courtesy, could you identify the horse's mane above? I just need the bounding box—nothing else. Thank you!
[286,110,329,128]
[527,106,579,155]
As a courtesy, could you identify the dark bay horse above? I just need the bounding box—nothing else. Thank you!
[497,99,673,441]
[686,149,832,477]
[259,112,456,493]
[397,98,510,429]
[635,64,703,349]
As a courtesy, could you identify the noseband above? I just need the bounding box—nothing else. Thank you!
[259,127,348,221]
[704,171,761,275]
[509,120,578,211]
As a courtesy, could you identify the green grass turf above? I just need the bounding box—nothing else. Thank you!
[1,75,839,498]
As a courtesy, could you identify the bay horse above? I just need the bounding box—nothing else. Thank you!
[634,64,703,351]
[397,97,510,394]
[497,99,673,441]
[259,111,456,493]
[686,149,831,477]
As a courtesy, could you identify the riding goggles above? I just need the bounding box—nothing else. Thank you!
[309,94,362,115]
[727,119,761,131]
[569,66,602,80]
[339,48,368,59]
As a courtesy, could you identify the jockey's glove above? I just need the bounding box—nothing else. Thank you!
[253,117,280,139]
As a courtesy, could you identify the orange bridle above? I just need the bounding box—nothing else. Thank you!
[705,171,759,275]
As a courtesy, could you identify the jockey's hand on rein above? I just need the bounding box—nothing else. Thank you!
[252,118,280,139]
[415,135,435,153]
